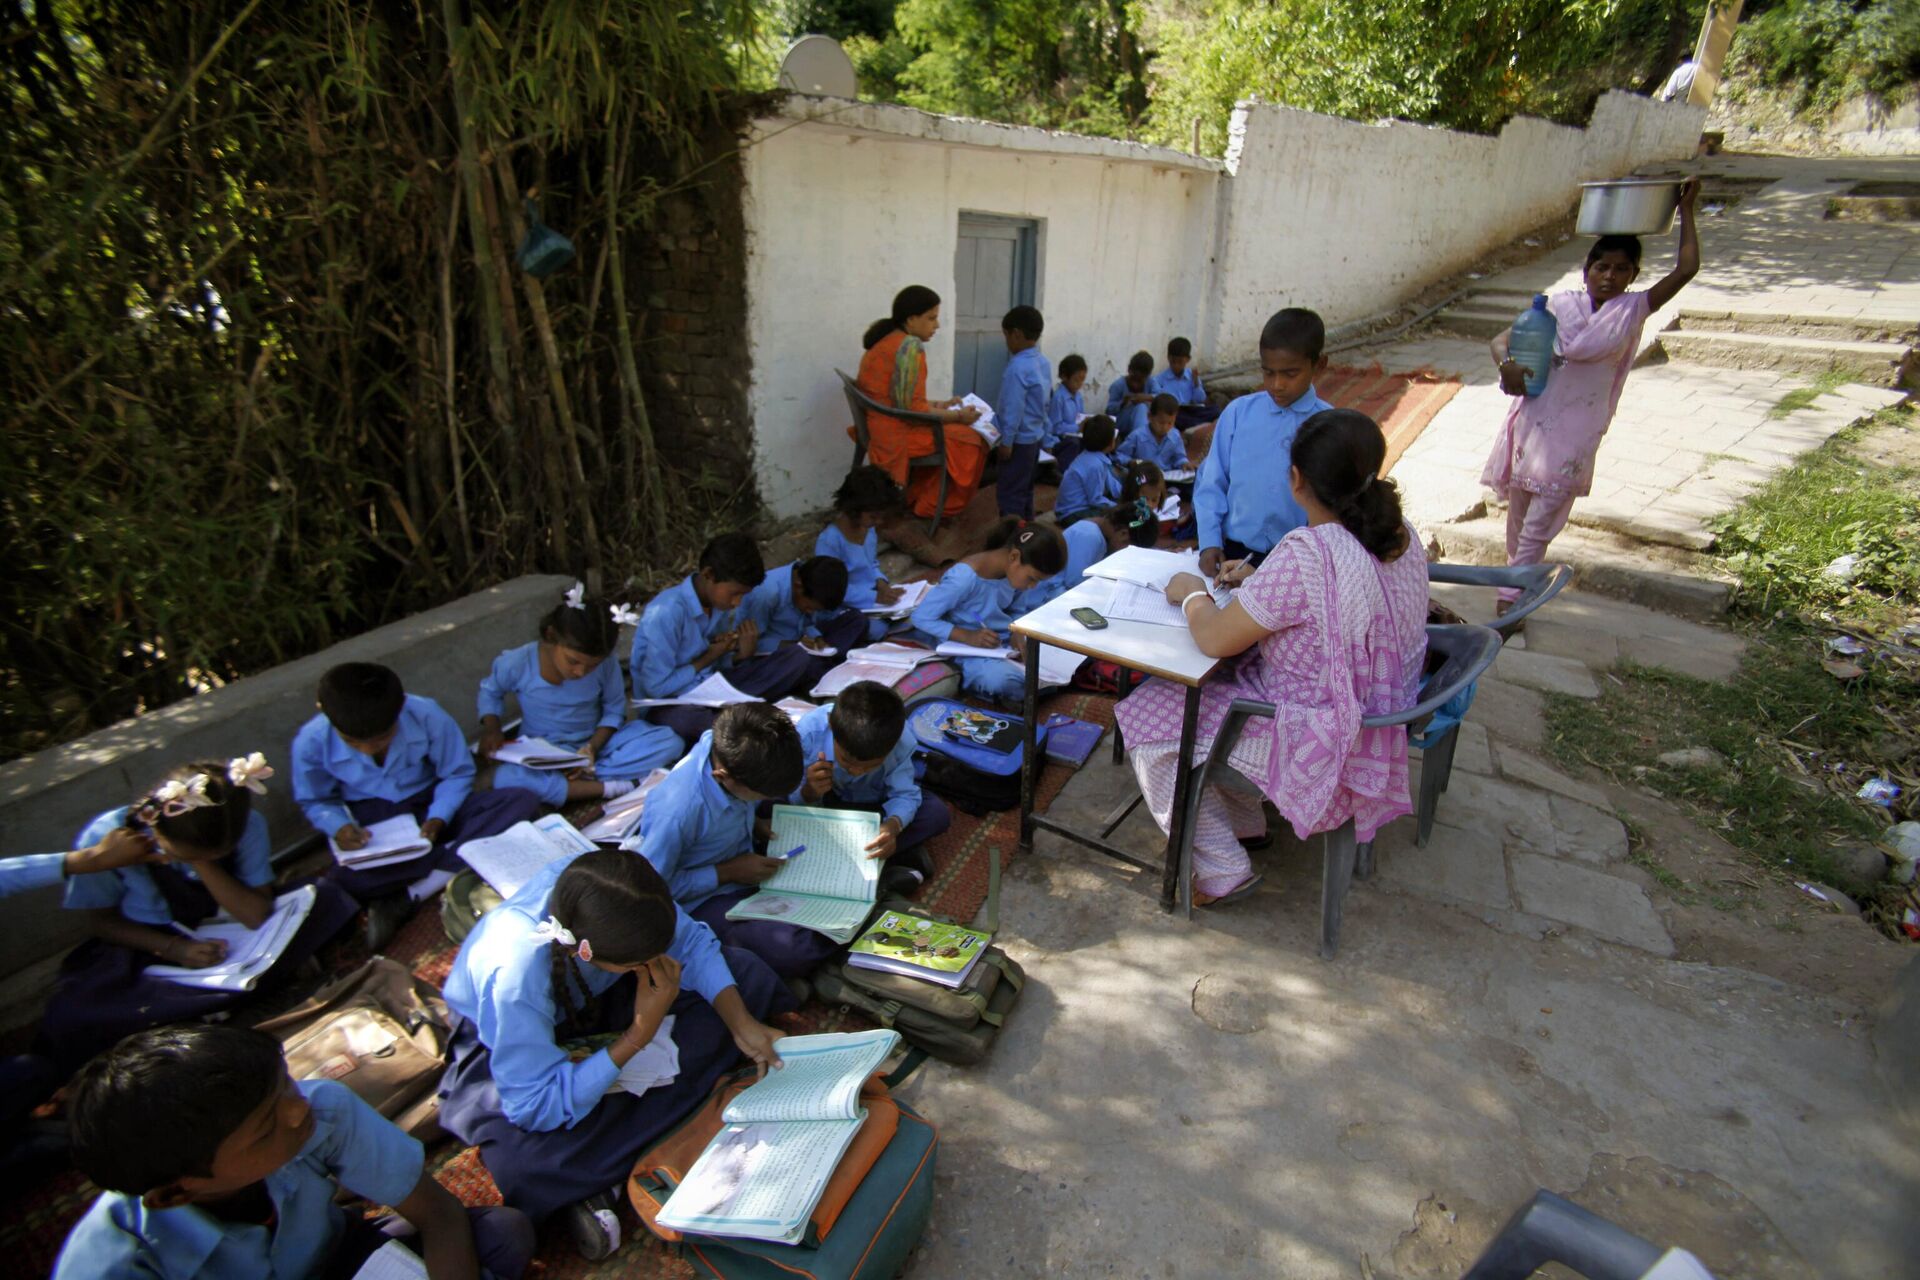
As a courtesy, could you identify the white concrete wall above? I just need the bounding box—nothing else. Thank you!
[742,99,1222,517]
[1209,91,1708,358]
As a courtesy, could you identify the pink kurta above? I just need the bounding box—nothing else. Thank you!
[1115,522,1429,892]
[1482,289,1651,500]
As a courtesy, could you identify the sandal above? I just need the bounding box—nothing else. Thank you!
[1193,873,1264,908]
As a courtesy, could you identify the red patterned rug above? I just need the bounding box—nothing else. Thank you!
[2,689,1118,1278]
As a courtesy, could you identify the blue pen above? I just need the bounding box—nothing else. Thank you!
[781,845,808,860]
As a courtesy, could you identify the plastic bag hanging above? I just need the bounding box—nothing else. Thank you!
[516,197,575,278]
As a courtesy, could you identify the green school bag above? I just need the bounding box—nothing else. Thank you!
[811,847,1025,1067]
[440,869,503,946]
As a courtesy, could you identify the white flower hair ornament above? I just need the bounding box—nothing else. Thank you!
[151,774,215,818]
[564,581,587,611]
[609,602,641,627]
[532,915,592,960]
[227,752,274,794]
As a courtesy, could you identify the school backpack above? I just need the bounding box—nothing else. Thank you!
[628,1057,936,1279]
[905,696,1046,814]
[440,868,503,946]
[811,846,1025,1067]
[890,657,961,707]
[254,957,450,1139]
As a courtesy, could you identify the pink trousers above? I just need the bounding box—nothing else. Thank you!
[1502,490,1575,601]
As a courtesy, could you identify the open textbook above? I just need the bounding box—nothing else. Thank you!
[458,815,594,899]
[329,814,432,870]
[655,1029,900,1244]
[724,806,881,943]
[630,671,758,710]
[578,769,670,844]
[490,736,591,770]
[146,886,317,992]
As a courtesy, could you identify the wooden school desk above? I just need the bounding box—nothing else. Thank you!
[1011,577,1221,912]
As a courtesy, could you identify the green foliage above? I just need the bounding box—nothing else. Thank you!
[1731,0,1920,111]
[1,1,762,759]
[1141,0,1703,155]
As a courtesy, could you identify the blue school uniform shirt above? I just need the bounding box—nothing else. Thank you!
[479,641,626,747]
[632,733,753,909]
[1104,380,1152,439]
[1148,366,1207,406]
[789,705,920,829]
[63,807,273,926]
[1194,386,1333,555]
[1055,450,1121,520]
[815,522,882,610]
[630,575,736,698]
[442,851,736,1133]
[1013,518,1108,614]
[1044,386,1083,448]
[740,562,832,656]
[1116,424,1188,471]
[910,562,1016,644]
[995,347,1052,448]
[54,1079,422,1280]
[290,694,475,837]
[0,852,66,897]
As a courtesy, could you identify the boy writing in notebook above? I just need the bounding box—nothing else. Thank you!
[629,532,765,743]
[54,1023,533,1280]
[1194,307,1333,580]
[292,662,541,951]
[1053,414,1121,524]
[632,702,835,979]
[788,681,951,901]
[994,305,1051,520]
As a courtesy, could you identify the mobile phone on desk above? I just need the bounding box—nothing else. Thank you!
[1070,607,1108,630]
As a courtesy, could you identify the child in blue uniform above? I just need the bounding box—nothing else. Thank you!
[994,305,1051,520]
[788,682,951,899]
[1117,393,1189,471]
[908,520,1065,703]
[1149,335,1219,430]
[630,532,767,744]
[479,584,683,808]
[1105,350,1155,441]
[632,703,832,979]
[736,556,865,697]
[292,662,542,949]
[1045,354,1088,470]
[1054,415,1121,524]
[1013,502,1151,613]
[1195,307,1332,580]
[817,466,909,642]
[439,848,790,1258]
[57,1024,532,1280]
[37,757,358,1073]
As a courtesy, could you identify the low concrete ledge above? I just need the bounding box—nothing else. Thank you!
[0,573,573,975]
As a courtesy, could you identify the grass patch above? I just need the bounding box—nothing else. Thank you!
[1768,368,1851,418]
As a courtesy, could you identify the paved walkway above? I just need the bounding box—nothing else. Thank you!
[1367,153,1915,551]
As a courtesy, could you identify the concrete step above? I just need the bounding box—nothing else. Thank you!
[1672,309,1916,344]
[1653,326,1912,387]
[1431,516,1731,621]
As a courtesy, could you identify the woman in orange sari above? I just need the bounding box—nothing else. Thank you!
[857,285,987,521]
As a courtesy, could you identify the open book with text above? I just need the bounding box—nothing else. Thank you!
[459,815,594,899]
[655,1029,900,1243]
[723,805,880,943]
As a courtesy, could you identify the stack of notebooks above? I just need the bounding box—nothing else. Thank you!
[656,1029,901,1244]
[846,911,990,989]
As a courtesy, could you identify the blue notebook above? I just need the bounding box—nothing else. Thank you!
[1041,715,1101,768]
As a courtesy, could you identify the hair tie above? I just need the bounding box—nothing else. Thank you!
[609,602,641,627]
[148,773,215,819]
[227,752,274,795]
[533,916,589,962]
[1130,498,1152,528]
[564,581,586,611]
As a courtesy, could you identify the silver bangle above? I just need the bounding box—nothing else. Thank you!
[1180,590,1211,615]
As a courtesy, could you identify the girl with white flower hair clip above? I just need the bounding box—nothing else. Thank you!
[37,756,358,1072]
[440,848,791,1260]
[475,584,684,809]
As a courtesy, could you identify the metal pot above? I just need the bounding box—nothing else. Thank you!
[1576,178,1682,236]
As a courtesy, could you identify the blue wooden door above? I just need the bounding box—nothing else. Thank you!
[952,214,1038,404]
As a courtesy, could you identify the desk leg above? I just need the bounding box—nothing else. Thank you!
[1158,684,1203,913]
[1110,666,1130,765]
[1018,641,1041,855]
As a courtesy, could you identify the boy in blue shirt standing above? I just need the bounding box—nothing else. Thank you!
[994,305,1051,520]
[1053,415,1122,524]
[1150,336,1219,430]
[1045,354,1088,469]
[1194,308,1333,580]
[1104,350,1155,441]
[292,662,542,950]
[632,702,835,980]
[1117,393,1189,472]
[55,1023,532,1280]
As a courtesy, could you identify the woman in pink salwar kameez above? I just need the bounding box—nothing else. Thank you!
[1481,178,1701,618]
[1115,410,1429,906]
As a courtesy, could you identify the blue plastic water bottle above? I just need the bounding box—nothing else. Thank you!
[1508,294,1558,398]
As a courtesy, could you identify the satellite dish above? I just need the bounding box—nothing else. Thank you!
[779,35,858,99]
